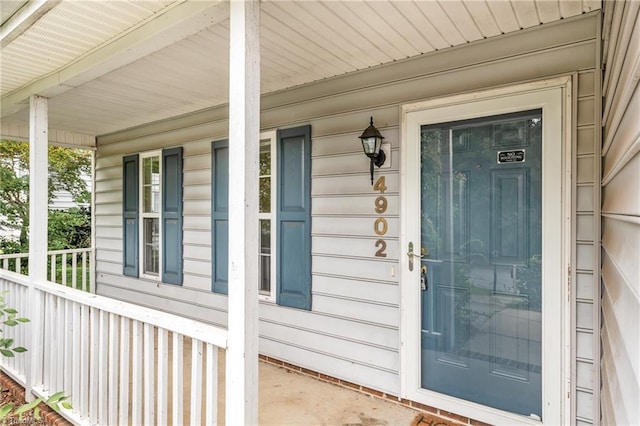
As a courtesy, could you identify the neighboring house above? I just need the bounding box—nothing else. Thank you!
[49,176,92,210]
[1,1,637,425]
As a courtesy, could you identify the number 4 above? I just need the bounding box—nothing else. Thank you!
[374,176,387,193]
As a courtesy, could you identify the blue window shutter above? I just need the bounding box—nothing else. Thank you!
[162,147,183,285]
[211,140,229,294]
[123,154,139,277]
[277,125,312,310]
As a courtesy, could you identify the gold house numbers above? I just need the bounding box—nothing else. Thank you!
[373,176,388,257]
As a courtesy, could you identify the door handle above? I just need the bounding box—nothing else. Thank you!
[407,242,423,271]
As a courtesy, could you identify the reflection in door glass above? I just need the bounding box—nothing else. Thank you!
[420,110,543,418]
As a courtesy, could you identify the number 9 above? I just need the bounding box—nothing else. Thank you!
[374,196,387,214]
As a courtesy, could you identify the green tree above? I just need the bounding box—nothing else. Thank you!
[0,140,91,253]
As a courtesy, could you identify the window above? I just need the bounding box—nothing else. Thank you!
[140,152,161,278]
[259,135,276,300]
[212,125,311,310]
[123,148,183,284]
[212,134,277,300]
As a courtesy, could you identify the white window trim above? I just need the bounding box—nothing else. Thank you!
[259,131,277,302]
[139,150,162,281]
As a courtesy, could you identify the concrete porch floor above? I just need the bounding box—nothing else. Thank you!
[257,360,419,425]
[173,340,420,425]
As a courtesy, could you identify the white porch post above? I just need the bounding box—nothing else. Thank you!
[26,95,48,401]
[226,0,260,425]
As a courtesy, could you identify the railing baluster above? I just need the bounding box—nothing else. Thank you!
[8,283,16,374]
[64,299,73,396]
[172,333,184,426]
[43,294,56,389]
[71,252,77,289]
[72,302,81,418]
[18,284,25,374]
[89,307,99,425]
[157,328,168,425]
[61,253,68,286]
[13,284,21,375]
[8,280,15,373]
[5,281,17,374]
[190,338,203,425]
[79,303,89,418]
[2,258,7,270]
[132,320,143,426]
[50,254,56,282]
[81,251,87,291]
[89,248,95,293]
[143,323,155,425]
[15,257,20,274]
[13,280,20,371]
[119,317,130,425]
[206,343,218,426]
[56,296,63,392]
[48,294,58,393]
[108,313,119,424]
[98,311,108,423]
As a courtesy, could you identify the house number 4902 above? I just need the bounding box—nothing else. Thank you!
[374,176,388,257]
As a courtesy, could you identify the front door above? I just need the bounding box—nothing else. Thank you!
[401,82,569,424]
[420,109,542,417]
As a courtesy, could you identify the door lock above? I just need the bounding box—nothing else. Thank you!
[421,265,428,291]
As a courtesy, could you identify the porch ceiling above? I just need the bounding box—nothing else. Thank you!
[0,0,601,142]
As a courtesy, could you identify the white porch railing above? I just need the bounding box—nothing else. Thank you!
[0,248,93,293]
[0,269,228,425]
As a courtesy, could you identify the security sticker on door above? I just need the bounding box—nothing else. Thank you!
[497,149,525,163]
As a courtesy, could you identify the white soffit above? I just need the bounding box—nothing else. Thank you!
[1,0,179,96]
[0,0,601,138]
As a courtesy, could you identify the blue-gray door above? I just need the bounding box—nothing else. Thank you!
[420,110,543,418]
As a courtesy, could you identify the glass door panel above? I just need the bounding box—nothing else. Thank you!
[420,110,543,418]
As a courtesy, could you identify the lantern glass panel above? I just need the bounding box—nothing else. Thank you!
[362,137,377,155]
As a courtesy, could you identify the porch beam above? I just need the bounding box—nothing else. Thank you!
[0,121,96,149]
[226,0,260,424]
[26,95,48,401]
[0,0,61,47]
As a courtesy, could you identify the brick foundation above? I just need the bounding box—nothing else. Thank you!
[0,372,71,426]
[259,354,492,426]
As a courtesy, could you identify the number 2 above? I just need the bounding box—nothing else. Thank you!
[375,240,387,257]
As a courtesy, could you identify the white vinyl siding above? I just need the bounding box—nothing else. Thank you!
[94,12,601,412]
[600,2,640,425]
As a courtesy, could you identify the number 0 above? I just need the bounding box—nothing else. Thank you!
[374,217,388,235]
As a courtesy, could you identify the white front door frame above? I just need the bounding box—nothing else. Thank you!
[399,77,572,426]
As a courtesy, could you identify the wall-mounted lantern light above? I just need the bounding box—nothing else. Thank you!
[359,116,386,185]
